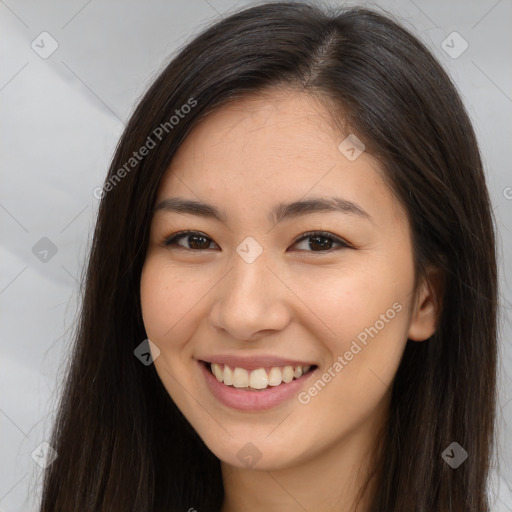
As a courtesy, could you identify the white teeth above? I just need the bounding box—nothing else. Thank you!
[223,365,233,385]
[282,366,294,383]
[268,367,283,386]
[232,367,249,388]
[210,363,314,390]
[249,368,268,389]
[212,362,223,382]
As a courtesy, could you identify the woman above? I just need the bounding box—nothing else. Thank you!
[39,2,498,511]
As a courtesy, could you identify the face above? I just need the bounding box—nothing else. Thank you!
[140,89,437,471]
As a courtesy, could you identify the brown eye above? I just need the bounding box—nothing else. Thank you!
[164,231,219,250]
[291,231,350,252]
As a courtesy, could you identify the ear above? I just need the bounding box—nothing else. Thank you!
[408,265,444,342]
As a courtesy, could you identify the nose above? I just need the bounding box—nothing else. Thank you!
[208,253,292,341]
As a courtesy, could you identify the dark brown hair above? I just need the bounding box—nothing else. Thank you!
[39,2,497,511]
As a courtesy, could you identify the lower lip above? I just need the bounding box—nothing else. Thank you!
[198,361,317,411]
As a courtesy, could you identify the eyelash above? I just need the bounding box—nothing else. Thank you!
[162,230,352,253]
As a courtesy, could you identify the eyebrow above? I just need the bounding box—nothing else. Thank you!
[154,196,373,224]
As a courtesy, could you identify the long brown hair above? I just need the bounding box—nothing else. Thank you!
[39,2,497,511]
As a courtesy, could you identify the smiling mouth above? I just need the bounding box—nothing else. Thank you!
[202,361,317,391]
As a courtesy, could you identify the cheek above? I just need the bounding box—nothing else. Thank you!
[292,252,414,395]
[140,257,219,358]
[140,258,190,345]
[294,279,410,441]
[140,262,168,340]
[292,261,411,343]
[140,259,200,405]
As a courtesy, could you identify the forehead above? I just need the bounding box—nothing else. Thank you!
[156,90,405,228]
[171,90,342,171]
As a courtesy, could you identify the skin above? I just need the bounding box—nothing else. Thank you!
[140,89,440,512]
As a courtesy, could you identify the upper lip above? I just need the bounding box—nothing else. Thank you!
[199,354,317,371]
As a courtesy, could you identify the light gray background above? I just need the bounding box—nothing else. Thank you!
[1,0,511,510]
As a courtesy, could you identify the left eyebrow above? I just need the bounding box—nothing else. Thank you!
[270,196,373,224]
[154,196,373,224]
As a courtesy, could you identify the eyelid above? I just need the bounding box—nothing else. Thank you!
[162,229,353,251]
